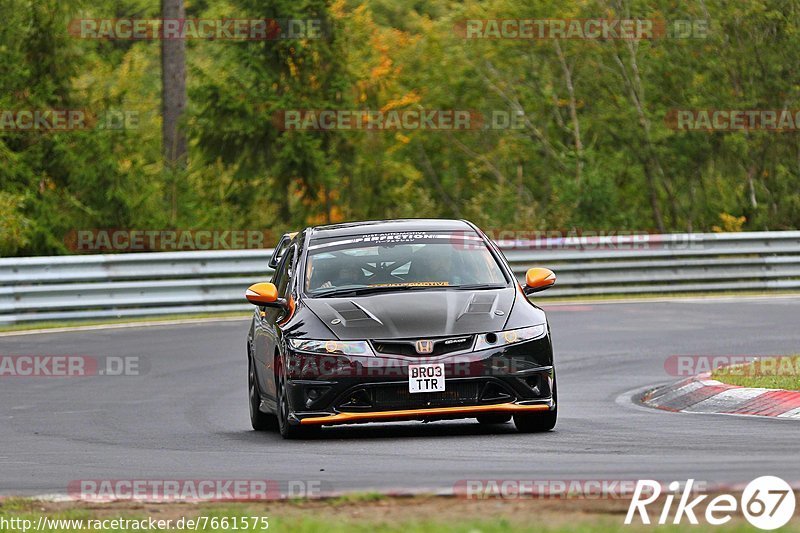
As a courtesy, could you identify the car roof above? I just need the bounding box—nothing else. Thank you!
[307,219,475,239]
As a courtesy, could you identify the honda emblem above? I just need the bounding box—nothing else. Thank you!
[415,339,434,354]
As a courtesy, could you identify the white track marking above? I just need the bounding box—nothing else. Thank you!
[683,387,769,413]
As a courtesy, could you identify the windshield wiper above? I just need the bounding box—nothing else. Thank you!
[314,285,435,298]
[450,283,507,290]
[313,283,506,298]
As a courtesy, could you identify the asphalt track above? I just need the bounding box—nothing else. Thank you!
[1,296,799,496]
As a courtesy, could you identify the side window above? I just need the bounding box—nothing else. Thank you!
[275,246,296,298]
[271,256,286,285]
[271,246,289,286]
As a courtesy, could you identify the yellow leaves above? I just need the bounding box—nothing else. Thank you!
[337,1,416,106]
[349,3,370,24]
[712,213,747,232]
[389,27,413,48]
[330,0,347,19]
[307,204,345,225]
[380,92,421,113]
[558,3,582,19]
[331,205,345,223]
[291,178,307,200]
[301,185,346,225]
[556,98,584,109]
[367,28,408,81]
[370,56,393,80]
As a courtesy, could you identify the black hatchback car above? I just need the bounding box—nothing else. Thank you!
[245,219,557,438]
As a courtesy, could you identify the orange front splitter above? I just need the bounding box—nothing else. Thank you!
[299,402,551,426]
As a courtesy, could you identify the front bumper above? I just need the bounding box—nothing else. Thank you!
[283,335,555,426]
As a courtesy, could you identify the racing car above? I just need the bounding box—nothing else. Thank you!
[245,219,557,438]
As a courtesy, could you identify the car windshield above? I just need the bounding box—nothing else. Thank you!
[304,231,508,296]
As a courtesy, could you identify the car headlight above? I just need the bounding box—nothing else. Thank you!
[474,324,547,351]
[289,339,374,356]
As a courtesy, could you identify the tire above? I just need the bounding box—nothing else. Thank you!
[249,356,278,431]
[277,370,320,439]
[513,374,558,433]
[513,409,557,433]
[476,414,512,425]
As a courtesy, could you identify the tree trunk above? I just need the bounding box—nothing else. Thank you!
[554,41,583,188]
[613,46,666,233]
[161,0,187,168]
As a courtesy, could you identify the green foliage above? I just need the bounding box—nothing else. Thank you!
[1,0,800,256]
[0,191,30,255]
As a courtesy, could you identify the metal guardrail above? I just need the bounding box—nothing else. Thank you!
[1,231,799,324]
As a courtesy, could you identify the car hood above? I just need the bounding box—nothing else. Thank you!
[302,287,516,340]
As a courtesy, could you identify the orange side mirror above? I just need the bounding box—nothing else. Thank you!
[245,282,279,306]
[524,268,556,294]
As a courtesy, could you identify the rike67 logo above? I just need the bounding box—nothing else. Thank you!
[626,477,796,530]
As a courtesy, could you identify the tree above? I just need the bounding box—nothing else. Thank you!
[161,0,188,168]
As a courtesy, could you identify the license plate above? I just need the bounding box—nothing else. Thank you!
[408,363,445,393]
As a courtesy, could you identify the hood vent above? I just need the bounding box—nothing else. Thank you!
[329,301,383,326]
[457,293,498,320]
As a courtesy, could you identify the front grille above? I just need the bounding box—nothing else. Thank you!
[372,335,474,357]
[346,379,514,411]
[371,381,481,409]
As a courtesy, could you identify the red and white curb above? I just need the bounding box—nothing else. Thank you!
[642,373,800,418]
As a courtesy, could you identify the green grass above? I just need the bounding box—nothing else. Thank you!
[0,498,37,512]
[1,498,797,533]
[259,519,786,533]
[0,312,250,333]
[712,355,800,390]
[325,491,388,504]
